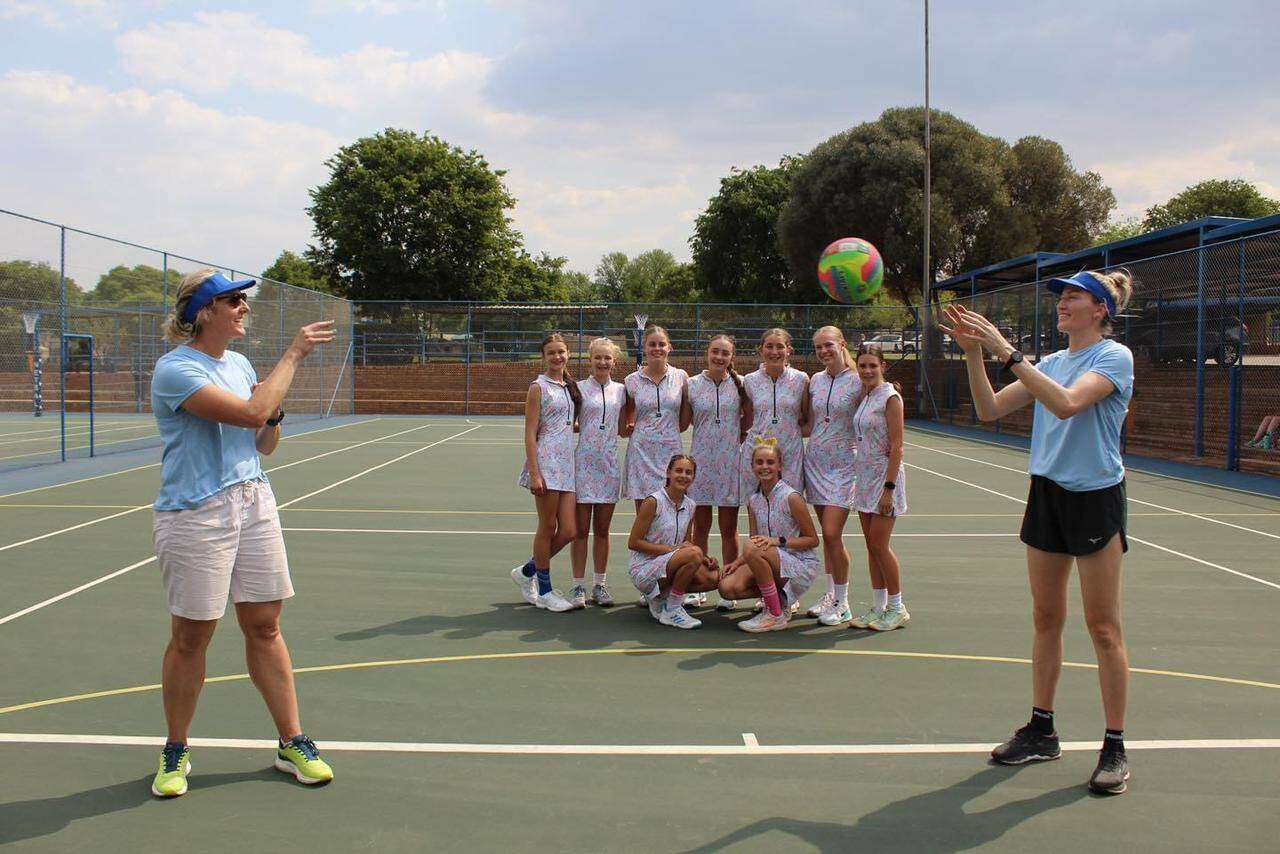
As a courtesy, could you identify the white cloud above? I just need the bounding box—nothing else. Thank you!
[0,1,61,27]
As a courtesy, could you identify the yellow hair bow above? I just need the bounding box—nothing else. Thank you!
[752,436,779,448]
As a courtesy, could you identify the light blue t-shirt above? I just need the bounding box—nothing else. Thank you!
[151,345,266,511]
[1028,339,1134,492]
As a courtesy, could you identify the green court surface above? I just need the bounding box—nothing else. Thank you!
[1,416,1277,852]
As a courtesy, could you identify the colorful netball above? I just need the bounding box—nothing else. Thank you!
[817,237,884,303]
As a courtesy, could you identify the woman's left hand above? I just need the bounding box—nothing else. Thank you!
[876,490,895,517]
[942,305,1012,358]
[748,535,773,551]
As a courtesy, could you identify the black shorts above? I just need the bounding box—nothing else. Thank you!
[1020,475,1128,557]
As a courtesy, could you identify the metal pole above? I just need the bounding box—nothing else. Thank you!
[59,226,67,462]
[918,0,932,420]
[466,304,473,416]
[1194,232,1206,456]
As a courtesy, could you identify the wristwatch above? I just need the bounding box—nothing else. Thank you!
[778,536,788,549]
[1002,350,1024,373]
[884,481,896,490]
[266,407,286,427]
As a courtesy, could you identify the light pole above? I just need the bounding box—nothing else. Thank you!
[918,0,933,418]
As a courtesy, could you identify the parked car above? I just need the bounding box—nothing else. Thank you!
[1120,305,1246,366]
[864,333,914,353]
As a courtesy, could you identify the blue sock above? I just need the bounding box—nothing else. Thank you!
[521,558,536,578]
[535,569,552,595]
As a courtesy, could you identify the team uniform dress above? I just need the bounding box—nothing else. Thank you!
[740,365,807,495]
[574,377,626,504]
[850,383,908,516]
[623,366,689,500]
[686,372,743,507]
[747,481,820,600]
[628,488,697,596]
[804,366,860,507]
[517,374,577,493]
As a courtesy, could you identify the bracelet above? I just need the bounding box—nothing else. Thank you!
[884,481,896,490]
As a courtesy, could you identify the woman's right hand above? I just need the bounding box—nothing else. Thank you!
[289,321,337,358]
[938,304,985,355]
[529,472,547,496]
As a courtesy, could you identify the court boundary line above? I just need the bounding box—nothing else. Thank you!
[904,460,1280,591]
[277,527,1020,538]
[2,732,1276,756]
[3,646,1274,717]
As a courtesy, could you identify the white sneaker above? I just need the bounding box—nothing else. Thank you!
[511,567,538,605]
[869,603,910,631]
[659,605,702,629]
[807,592,835,618]
[683,592,708,607]
[647,595,665,622]
[738,609,790,633]
[849,603,879,629]
[536,589,576,612]
[590,583,614,607]
[715,598,737,612]
[818,601,853,626]
[568,584,587,609]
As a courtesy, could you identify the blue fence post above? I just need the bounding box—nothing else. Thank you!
[59,225,67,462]
[87,341,95,456]
[1226,364,1242,471]
[466,304,473,416]
[316,291,325,416]
[1194,237,1206,456]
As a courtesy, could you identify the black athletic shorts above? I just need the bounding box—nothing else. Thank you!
[1020,475,1128,556]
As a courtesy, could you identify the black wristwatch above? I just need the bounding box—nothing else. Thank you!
[778,536,788,549]
[266,407,286,427]
[883,481,896,491]
[1002,350,1024,373]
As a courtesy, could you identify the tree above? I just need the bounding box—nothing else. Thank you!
[1143,179,1280,230]
[590,250,696,303]
[262,250,337,295]
[84,264,176,305]
[1092,216,1145,246]
[691,157,804,303]
[653,262,699,304]
[503,251,573,303]
[592,252,630,302]
[0,259,81,303]
[1003,136,1114,252]
[563,270,596,303]
[307,129,519,301]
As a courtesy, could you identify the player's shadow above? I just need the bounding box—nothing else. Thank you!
[680,764,1087,853]
[0,768,282,845]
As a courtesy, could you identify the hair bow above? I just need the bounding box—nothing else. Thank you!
[752,436,779,448]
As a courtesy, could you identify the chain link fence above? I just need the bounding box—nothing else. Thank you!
[1,209,353,475]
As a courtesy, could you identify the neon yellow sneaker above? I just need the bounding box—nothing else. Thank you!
[151,742,191,798]
[275,735,334,785]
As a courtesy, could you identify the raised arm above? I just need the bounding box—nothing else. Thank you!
[940,306,1033,421]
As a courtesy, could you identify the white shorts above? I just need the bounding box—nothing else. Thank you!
[153,480,293,620]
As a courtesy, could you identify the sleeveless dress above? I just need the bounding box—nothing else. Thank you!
[747,481,820,599]
[850,383,908,516]
[517,374,577,493]
[804,367,860,507]
[686,372,743,507]
[574,377,626,504]
[628,488,697,595]
[740,365,807,495]
[623,366,689,500]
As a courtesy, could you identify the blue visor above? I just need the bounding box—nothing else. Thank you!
[1047,271,1115,318]
[182,273,256,323]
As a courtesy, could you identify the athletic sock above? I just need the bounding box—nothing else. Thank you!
[593,572,607,586]
[666,587,686,611]
[873,588,888,610]
[1103,729,1125,754]
[535,569,552,596]
[834,583,849,606]
[888,592,902,608]
[825,574,836,596]
[521,558,536,578]
[759,582,782,617]
[1030,707,1055,735]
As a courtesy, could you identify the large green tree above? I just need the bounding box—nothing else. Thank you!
[84,264,176,305]
[591,249,695,303]
[691,156,804,303]
[1143,179,1280,229]
[307,129,520,301]
[261,250,337,294]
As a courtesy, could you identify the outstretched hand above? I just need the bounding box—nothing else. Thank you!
[938,304,1008,357]
[289,320,336,359]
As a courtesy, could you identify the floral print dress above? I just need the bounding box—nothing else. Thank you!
[574,377,626,504]
[804,367,860,507]
[739,365,807,495]
[850,382,908,516]
[518,374,577,493]
[623,366,689,500]
[686,371,743,507]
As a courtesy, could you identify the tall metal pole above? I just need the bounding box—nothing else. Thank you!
[918,0,932,418]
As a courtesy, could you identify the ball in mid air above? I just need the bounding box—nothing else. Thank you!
[817,237,883,303]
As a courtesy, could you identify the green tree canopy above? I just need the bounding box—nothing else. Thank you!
[307,128,520,301]
[1091,216,1145,246]
[262,250,337,295]
[1143,179,1280,229]
[691,157,804,303]
[591,249,696,303]
[84,264,175,305]
[0,259,81,304]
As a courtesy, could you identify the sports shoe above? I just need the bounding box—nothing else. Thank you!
[818,602,853,626]
[869,603,910,631]
[659,605,702,629]
[990,724,1062,765]
[510,566,538,605]
[848,603,879,629]
[637,593,648,608]
[683,592,706,607]
[715,598,737,612]
[1088,750,1129,795]
[647,594,665,622]
[536,588,576,612]
[275,734,334,785]
[568,584,587,609]
[151,742,191,798]
[590,583,614,607]
[807,592,835,618]
[738,609,790,633]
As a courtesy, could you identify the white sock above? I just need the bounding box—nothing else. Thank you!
[834,583,848,606]
[593,573,607,586]
[889,592,903,608]
[873,588,888,610]
[825,574,836,596]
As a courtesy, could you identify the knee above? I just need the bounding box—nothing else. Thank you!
[241,619,281,645]
[574,526,590,543]
[558,523,579,543]
[593,518,611,538]
[1031,604,1066,634]
[1085,617,1124,651]
[170,626,214,656]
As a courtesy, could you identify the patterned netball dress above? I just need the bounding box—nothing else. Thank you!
[850,382,908,516]
[740,365,807,495]
[629,488,697,595]
[574,377,626,504]
[804,366,861,507]
[747,481,820,599]
[517,374,577,493]
[623,366,689,500]
[686,371,743,507]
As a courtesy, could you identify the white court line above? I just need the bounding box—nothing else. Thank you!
[1,732,1277,756]
[905,460,1280,591]
[280,528,1018,538]
[0,419,135,439]
[0,422,158,449]
[0,557,156,627]
[0,421,434,555]
[904,438,1280,542]
[0,417,382,501]
[0,431,164,463]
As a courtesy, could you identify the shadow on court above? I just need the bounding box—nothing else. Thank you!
[0,767,284,845]
[679,764,1087,853]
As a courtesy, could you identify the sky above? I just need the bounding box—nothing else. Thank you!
[1,0,1278,286]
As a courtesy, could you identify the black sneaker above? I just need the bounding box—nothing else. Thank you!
[1088,750,1130,795]
[990,724,1062,765]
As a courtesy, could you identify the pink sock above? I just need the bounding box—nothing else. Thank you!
[667,587,686,609]
[759,582,782,617]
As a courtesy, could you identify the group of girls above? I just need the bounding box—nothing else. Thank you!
[510,324,909,633]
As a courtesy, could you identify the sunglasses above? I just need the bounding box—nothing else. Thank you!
[215,292,249,308]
